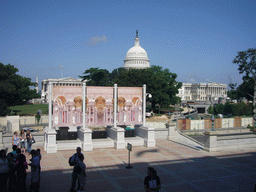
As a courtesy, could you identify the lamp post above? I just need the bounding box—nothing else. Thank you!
[253,114,256,128]
[143,84,152,127]
[211,115,215,131]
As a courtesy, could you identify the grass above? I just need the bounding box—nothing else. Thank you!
[9,104,48,116]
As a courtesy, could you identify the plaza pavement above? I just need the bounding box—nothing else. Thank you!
[14,140,256,191]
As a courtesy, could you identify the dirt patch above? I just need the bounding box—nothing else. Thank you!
[147,115,169,121]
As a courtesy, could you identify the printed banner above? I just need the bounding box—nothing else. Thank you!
[52,85,143,127]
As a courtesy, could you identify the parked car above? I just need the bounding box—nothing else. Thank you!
[22,127,37,132]
[146,109,153,117]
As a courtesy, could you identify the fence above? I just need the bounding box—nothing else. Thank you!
[178,117,253,131]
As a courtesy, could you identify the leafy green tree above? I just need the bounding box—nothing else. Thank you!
[0,99,10,116]
[232,102,253,116]
[214,104,224,115]
[227,83,238,100]
[208,105,214,114]
[237,77,254,101]
[0,63,40,116]
[224,102,233,115]
[79,67,112,86]
[233,48,256,108]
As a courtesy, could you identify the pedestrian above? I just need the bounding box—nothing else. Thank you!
[7,152,16,191]
[0,149,9,192]
[10,145,18,160]
[15,154,28,192]
[29,149,40,192]
[144,167,161,192]
[12,131,20,147]
[69,147,84,192]
[76,154,86,192]
[26,130,33,154]
[36,149,41,186]
[20,129,26,154]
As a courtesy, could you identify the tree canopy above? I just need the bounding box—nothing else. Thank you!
[0,63,40,115]
[233,48,256,106]
[79,65,182,110]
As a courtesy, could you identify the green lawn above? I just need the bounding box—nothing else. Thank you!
[10,104,48,116]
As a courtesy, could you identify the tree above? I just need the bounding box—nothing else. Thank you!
[223,102,233,115]
[227,83,238,100]
[79,67,112,86]
[237,77,254,101]
[233,48,256,109]
[208,105,214,114]
[214,104,224,115]
[0,63,40,115]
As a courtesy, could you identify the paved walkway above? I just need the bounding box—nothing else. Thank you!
[15,140,256,191]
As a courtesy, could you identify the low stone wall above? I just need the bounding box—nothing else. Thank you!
[204,130,256,152]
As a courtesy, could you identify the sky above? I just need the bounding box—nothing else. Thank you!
[1,0,256,90]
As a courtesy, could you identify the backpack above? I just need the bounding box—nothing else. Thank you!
[68,154,77,166]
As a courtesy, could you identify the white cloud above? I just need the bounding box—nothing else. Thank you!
[87,35,108,46]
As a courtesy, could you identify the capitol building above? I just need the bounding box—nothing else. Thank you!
[177,82,228,103]
[123,30,150,69]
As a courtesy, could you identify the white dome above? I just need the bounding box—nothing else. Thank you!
[123,31,150,69]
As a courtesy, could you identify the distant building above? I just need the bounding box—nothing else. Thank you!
[177,82,228,103]
[41,77,83,103]
[123,30,150,69]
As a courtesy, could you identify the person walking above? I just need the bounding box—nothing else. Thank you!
[144,167,161,192]
[12,131,20,147]
[20,129,26,154]
[26,130,33,153]
[0,149,9,192]
[69,147,84,192]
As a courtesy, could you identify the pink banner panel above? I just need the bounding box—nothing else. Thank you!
[87,86,114,127]
[117,87,142,125]
[52,85,83,127]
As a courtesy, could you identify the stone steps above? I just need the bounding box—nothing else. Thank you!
[125,136,144,146]
[57,139,82,150]
[92,137,115,148]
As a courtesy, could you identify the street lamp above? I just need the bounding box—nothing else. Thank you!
[146,93,152,99]
[143,84,152,127]
[253,114,256,128]
[211,115,215,131]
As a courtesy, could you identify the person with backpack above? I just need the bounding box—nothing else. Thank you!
[69,147,84,192]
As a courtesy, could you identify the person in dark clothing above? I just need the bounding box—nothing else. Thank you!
[70,147,84,192]
[7,152,16,191]
[15,154,28,192]
[144,167,161,192]
[0,149,9,192]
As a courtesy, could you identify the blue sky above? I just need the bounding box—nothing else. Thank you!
[1,0,256,89]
